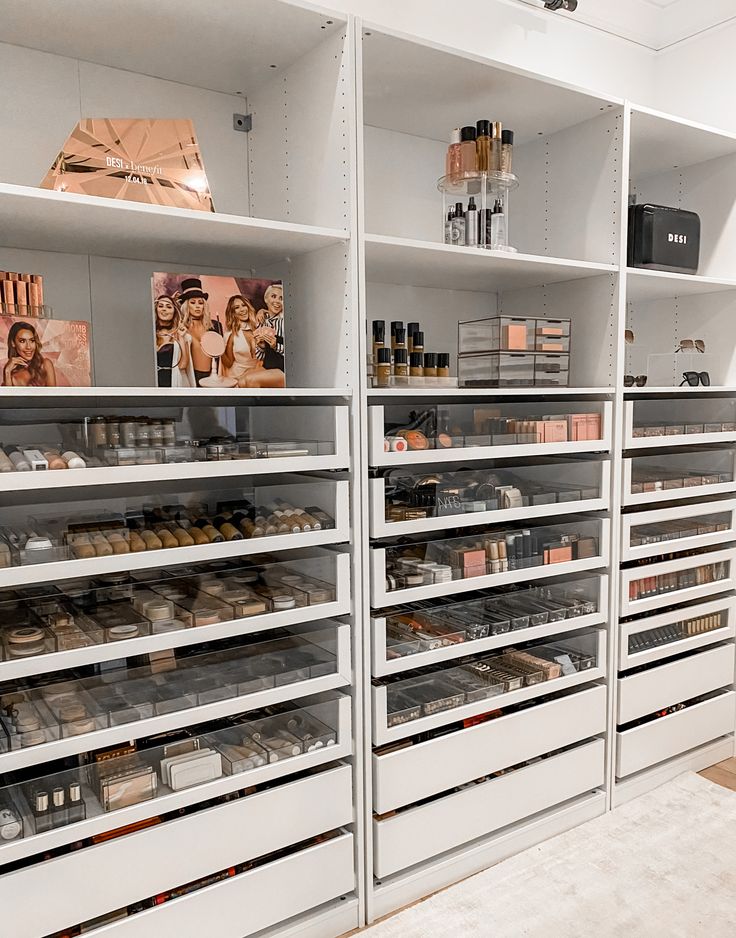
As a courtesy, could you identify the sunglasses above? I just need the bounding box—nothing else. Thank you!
[624,374,648,387]
[675,339,705,353]
[680,371,711,387]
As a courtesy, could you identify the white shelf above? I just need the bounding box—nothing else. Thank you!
[364,234,618,292]
[0,698,352,867]
[629,104,736,179]
[372,630,605,745]
[367,388,615,398]
[372,607,607,677]
[0,387,352,403]
[0,624,350,773]
[0,552,351,682]
[626,267,736,302]
[625,387,736,397]
[0,184,348,267]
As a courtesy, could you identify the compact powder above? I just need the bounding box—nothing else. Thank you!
[280,575,304,586]
[152,619,180,634]
[143,599,174,621]
[272,594,296,611]
[109,624,139,640]
[59,702,86,723]
[20,730,46,747]
[65,717,96,736]
[200,581,225,597]
[14,713,41,732]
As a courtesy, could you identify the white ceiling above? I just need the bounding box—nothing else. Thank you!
[519,0,736,50]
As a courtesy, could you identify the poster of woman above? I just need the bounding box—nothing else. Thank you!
[0,318,92,387]
[151,273,285,388]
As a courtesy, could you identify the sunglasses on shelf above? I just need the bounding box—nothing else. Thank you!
[675,339,705,353]
[624,375,648,387]
[680,371,711,387]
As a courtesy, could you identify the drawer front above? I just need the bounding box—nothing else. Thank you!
[620,547,736,616]
[0,766,352,938]
[621,499,736,561]
[80,833,355,938]
[373,684,606,813]
[373,738,604,878]
[616,691,736,779]
[617,643,735,724]
[618,597,736,671]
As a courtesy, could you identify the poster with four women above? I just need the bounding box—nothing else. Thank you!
[152,273,285,389]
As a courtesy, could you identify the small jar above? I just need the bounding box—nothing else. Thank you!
[105,417,121,447]
[162,419,177,446]
[149,420,164,446]
[135,419,151,446]
[120,418,137,448]
[88,417,107,449]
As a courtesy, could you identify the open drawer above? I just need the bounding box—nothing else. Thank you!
[79,832,355,938]
[622,449,736,507]
[373,738,604,879]
[619,546,736,616]
[621,498,736,561]
[616,690,736,779]
[617,642,735,724]
[619,596,736,670]
[0,765,353,938]
[373,684,606,814]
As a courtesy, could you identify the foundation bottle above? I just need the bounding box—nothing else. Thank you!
[409,352,424,379]
[437,353,450,377]
[375,348,392,387]
[501,130,514,174]
[372,321,385,372]
[476,120,491,172]
[393,348,409,382]
[423,353,438,377]
[407,323,420,352]
[412,331,424,357]
[445,128,462,178]
[392,326,407,359]
[459,126,477,175]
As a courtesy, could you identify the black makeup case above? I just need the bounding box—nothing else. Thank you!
[627,203,700,274]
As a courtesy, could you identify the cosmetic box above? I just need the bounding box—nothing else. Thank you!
[628,203,700,274]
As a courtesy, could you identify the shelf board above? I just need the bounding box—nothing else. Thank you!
[367,387,615,399]
[0,528,348,587]
[0,670,349,774]
[371,439,610,468]
[0,738,352,868]
[0,454,348,493]
[626,431,736,451]
[364,234,618,293]
[625,386,736,397]
[0,387,351,404]
[626,268,736,302]
[630,104,736,179]
[0,184,348,267]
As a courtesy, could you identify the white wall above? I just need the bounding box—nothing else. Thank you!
[655,22,736,133]
[329,0,656,104]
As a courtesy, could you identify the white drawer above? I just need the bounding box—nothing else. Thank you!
[617,643,735,724]
[373,684,606,813]
[616,691,736,779]
[373,738,604,878]
[81,833,355,938]
[621,499,736,561]
[618,597,736,670]
[0,765,352,938]
[619,547,736,616]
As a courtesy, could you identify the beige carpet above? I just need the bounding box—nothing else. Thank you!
[364,773,736,937]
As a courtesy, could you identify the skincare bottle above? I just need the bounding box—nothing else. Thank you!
[465,196,479,246]
[501,130,514,174]
[372,321,385,372]
[459,126,477,175]
[62,451,86,469]
[491,199,507,248]
[437,353,451,377]
[376,348,392,387]
[491,121,503,171]
[423,353,438,377]
[475,120,491,172]
[445,128,462,178]
[444,206,456,244]
[5,446,30,471]
[451,202,466,246]
[409,352,424,378]
[0,449,13,472]
[393,348,409,381]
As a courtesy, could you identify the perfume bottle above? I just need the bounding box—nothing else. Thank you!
[450,202,466,245]
[491,121,503,172]
[445,128,462,178]
[459,126,477,175]
[465,197,478,246]
[501,129,514,174]
[491,199,507,249]
[476,120,491,172]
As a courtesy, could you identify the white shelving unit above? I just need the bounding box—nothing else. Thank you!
[1,2,736,934]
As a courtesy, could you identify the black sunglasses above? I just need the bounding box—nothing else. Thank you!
[624,374,647,387]
[680,371,710,387]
